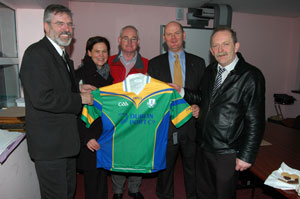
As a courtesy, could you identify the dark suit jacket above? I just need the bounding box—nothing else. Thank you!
[20,36,82,160]
[148,51,206,141]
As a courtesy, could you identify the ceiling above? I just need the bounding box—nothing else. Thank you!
[3,0,300,18]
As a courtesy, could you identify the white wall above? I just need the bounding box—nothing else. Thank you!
[232,12,300,118]
[13,3,300,118]
[0,139,40,199]
[16,9,44,66]
[69,2,186,68]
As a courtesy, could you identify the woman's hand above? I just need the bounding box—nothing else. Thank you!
[86,139,100,152]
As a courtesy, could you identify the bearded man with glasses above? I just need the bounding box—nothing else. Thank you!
[20,4,95,199]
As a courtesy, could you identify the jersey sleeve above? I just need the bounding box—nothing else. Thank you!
[81,105,102,128]
[81,90,102,128]
[170,90,192,128]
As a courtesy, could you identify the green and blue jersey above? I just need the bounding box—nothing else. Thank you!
[81,76,192,173]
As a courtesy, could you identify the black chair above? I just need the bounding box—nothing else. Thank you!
[293,115,300,130]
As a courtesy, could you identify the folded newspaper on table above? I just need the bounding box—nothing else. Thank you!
[264,162,300,190]
[0,129,25,164]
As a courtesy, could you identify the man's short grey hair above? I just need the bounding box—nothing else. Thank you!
[119,25,139,39]
[210,26,238,45]
[43,4,72,24]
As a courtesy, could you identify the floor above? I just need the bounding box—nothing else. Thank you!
[75,157,285,199]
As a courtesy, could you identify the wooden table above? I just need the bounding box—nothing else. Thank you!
[250,122,300,199]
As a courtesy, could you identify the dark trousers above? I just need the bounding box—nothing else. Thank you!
[84,168,108,199]
[112,173,142,194]
[35,157,76,199]
[196,147,238,199]
[156,132,196,199]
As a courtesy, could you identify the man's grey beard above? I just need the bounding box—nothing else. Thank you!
[50,29,72,47]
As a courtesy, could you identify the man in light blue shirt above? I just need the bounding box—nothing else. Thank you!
[148,21,206,199]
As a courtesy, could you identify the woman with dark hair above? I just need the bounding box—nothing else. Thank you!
[76,36,113,199]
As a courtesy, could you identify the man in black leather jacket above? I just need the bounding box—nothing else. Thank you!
[172,26,265,199]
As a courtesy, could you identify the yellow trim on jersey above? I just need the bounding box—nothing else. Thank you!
[82,106,94,125]
[100,78,174,109]
[172,106,192,126]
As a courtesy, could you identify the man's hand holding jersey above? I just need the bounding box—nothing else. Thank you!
[168,83,200,118]
[80,84,96,105]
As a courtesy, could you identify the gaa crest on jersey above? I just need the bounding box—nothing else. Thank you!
[147,98,156,108]
[118,101,129,107]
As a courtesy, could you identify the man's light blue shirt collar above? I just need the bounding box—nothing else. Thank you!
[168,50,185,62]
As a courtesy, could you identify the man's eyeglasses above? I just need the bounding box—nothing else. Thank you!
[53,22,74,29]
[122,36,138,43]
